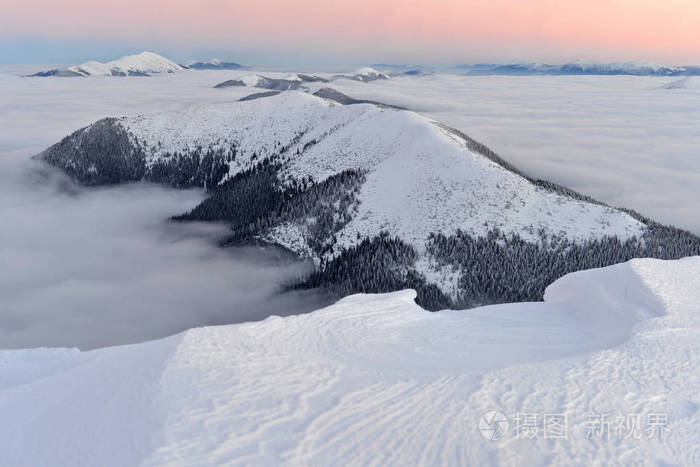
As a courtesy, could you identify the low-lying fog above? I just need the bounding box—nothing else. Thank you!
[2,67,699,349]
[0,157,330,350]
[0,69,330,350]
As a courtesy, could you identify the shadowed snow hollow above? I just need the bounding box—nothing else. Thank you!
[1,257,698,466]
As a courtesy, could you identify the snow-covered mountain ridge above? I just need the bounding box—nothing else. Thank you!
[2,256,699,465]
[458,60,700,76]
[182,58,244,70]
[41,91,642,240]
[212,69,385,91]
[29,52,184,77]
[39,90,700,308]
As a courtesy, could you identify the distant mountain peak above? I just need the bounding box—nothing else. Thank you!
[28,51,183,77]
[331,67,389,82]
[213,73,329,90]
[182,59,245,70]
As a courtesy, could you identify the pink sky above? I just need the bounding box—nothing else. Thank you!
[3,0,700,64]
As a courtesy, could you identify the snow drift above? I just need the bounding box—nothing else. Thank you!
[1,257,699,466]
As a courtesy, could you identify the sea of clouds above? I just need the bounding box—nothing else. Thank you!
[0,69,328,349]
[1,67,698,349]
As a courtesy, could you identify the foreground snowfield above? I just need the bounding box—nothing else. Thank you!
[1,257,698,466]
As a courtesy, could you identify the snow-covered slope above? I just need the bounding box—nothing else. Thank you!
[73,91,644,243]
[43,90,688,306]
[2,257,699,466]
[32,52,184,77]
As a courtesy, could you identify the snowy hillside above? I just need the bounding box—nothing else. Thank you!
[42,91,643,243]
[40,91,700,308]
[29,52,184,77]
[41,89,696,308]
[2,257,699,466]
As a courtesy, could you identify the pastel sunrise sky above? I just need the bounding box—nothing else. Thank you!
[1,0,699,66]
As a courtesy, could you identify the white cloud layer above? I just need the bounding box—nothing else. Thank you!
[1,68,698,349]
[0,69,328,350]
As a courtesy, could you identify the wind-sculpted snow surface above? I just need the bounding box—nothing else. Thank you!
[1,257,699,466]
[38,91,663,308]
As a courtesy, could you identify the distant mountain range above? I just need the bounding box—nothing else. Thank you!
[26,52,700,78]
[331,67,390,82]
[371,64,435,77]
[26,52,392,81]
[29,52,184,77]
[457,60,700,76]
[38,89,700,309]
[27,52,244,77]
[213,69,387,91]
[181,59,245,70]
[214,73,329,90]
